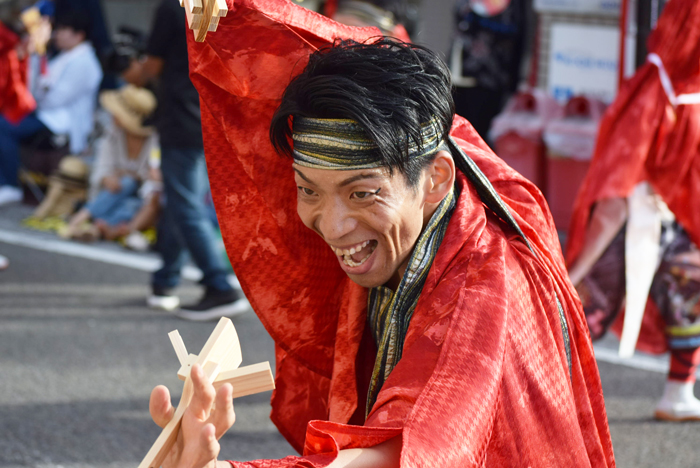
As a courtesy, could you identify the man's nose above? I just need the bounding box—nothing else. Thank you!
[316,199,357,241]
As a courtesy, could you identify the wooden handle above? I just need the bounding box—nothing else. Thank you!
[138,362,220,468]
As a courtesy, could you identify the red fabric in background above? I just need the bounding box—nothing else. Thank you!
[565,0,700,353]
[189,1,614,465]
[567,0,700,262]
[0,23,35,123]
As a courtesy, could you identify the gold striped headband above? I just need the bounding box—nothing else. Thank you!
[292,116,444,170]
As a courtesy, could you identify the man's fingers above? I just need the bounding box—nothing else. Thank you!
[211,383,235,439]
[149,385,174,428]
[189,363,216,420]
[177,424,219,468]
[200,423,220,460]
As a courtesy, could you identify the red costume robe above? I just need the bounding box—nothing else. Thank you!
[187,1,614,465]
[565,0,700,354]
[0,23,35,123]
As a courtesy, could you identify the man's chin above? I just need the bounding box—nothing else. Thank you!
[345,272,387,289]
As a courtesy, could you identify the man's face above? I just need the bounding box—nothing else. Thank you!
[53,26,84,51]
[293,164,428,289]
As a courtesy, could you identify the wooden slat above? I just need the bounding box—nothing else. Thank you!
[190,0,203,15]
[208,16,220,32]
[168,330,188,366]
[138,361,220,468]
[215,362,275,399]
[195,0,216,42]
[213,0,228,17]
[138,318,235,468]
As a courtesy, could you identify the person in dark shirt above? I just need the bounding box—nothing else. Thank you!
[123,0,247,320]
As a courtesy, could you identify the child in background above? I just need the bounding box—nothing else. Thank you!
[102,148,162,251]
[61,85,157,241]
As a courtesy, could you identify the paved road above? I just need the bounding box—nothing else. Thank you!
[1,234,699,467]
[0,241,295,467]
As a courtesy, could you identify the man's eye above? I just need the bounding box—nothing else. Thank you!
[298,187,315,196]
[351,188,380,200]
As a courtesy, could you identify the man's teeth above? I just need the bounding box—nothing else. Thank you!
[333,240,370,257]
[331,241,374,268]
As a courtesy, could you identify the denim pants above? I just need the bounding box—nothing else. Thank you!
[0,114,47,187]
[86,175,142,226]
[152,146,232,292]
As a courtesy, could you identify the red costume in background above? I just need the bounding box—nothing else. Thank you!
[565,0,700,353]
[0,23,35,123]
[186,1,614,465]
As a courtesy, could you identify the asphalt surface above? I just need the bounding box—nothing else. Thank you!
[0,241,295,467]
[1,211,699,467]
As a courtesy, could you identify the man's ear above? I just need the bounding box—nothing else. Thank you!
[424,150,455,204]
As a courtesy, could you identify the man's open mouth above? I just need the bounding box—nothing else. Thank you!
[331,240,378,268]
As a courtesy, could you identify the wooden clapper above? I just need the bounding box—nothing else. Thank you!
[180,0,227,42]
[138,317,275,468]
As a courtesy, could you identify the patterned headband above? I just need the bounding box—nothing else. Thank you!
[292,116,444,170]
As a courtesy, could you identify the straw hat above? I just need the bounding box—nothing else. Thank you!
[56,156,89,182]
[100,85,157,137]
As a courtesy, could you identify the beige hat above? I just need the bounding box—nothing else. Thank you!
[100,85,157,137]
[56,156,89,181]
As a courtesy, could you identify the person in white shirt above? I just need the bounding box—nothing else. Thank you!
[0,12,102,206]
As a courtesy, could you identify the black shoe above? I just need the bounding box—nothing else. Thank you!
[147,286,180,311]
[175,287,249,321]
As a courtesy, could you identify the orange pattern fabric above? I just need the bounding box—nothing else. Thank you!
[0,23,35,123]
[565,0,700,354]
[187,1,614,465]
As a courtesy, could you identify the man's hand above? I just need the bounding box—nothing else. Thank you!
[102,175,122,193]
[150,364,236,468]
[122,56,165,87]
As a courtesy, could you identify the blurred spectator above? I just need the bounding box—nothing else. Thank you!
[54,0,111,58]
[124,0,246,319]
[60,85,158,242]
[32,155,89,219]
[0,11,102,206]
[0,21,35,125]
[450,0,527,143]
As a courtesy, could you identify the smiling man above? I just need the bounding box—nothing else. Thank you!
[146,5,615,467]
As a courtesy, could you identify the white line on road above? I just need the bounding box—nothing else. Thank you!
[0,228,680,376]
[0,228,241,288]
[593,344,669,374]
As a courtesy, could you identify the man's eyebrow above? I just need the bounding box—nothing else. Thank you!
[338,173,382,187]
[293,168,314,185]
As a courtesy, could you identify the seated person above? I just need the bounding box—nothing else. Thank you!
[0,11,102,206]
[61,85,158,242]
[102,157,163,251]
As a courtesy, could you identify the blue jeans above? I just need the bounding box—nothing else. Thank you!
[152,146,232,292]
[86,175,142,226]
[0,114,48,187]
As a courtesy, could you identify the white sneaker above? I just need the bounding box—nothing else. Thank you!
[0,255,8,270]
[654,380,700,421]
[0,186,22,206]
[147,287,180,311]
[125,231,150,252]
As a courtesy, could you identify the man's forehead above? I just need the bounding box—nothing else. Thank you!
[293,164,392,186]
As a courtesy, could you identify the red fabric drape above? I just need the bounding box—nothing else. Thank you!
[566,0,700,264]
[565,0,700,353]
[0,23,35,123]
[188,1,614,465]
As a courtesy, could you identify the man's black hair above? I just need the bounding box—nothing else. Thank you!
[270,37,455,187]
[54,11,91,40]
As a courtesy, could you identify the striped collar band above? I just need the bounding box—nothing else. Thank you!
[292,116,444,170]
